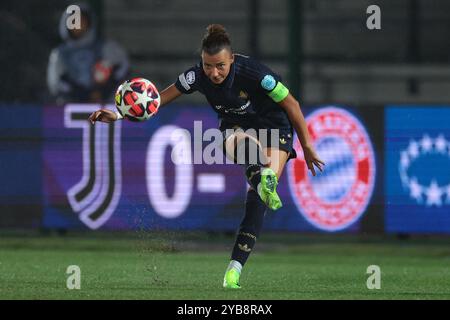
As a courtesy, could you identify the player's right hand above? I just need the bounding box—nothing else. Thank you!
[88,109,118,124]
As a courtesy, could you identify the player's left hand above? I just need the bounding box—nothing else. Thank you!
[303,145,325,176]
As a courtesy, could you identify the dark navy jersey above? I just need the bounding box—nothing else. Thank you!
[174,54,292,129]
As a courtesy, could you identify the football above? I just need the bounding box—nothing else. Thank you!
[115,78,161,121]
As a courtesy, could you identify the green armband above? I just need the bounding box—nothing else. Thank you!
[268,82,289,103]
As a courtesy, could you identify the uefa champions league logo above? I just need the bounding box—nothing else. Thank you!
[399,135,450,207]
[288,107,376,231]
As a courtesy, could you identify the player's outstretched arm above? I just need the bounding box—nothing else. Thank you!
[278,94,325,176]
[160,83,182,106]
[89,108,118,124]
[88,83,182,124]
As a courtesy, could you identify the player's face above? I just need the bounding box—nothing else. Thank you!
[201,49,234,85]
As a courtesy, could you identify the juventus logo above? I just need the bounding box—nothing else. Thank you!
[64,105,122,229]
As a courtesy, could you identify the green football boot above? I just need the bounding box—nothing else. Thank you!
[258,168,282,210]
[223,268,241,289]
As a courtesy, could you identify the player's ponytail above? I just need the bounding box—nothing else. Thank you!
[201,24,232,55]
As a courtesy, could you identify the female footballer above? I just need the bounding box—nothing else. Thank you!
[89,24,324,289]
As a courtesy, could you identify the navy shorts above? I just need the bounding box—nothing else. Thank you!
[219,120,297,161]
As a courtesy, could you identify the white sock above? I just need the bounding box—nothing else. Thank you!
[227,260,242,274]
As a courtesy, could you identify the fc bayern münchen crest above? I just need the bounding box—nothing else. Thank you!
[288,107,376,231]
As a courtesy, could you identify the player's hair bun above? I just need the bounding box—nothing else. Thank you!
[206,24,227,36]
[201,24,232,55]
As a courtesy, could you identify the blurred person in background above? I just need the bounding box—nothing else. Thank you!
[47,3,129,104]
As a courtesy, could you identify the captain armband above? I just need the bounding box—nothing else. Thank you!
[268,82,289,103]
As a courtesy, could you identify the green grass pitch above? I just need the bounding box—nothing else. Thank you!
[0,232,449,299]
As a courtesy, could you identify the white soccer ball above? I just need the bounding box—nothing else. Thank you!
[115,78,161,121]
